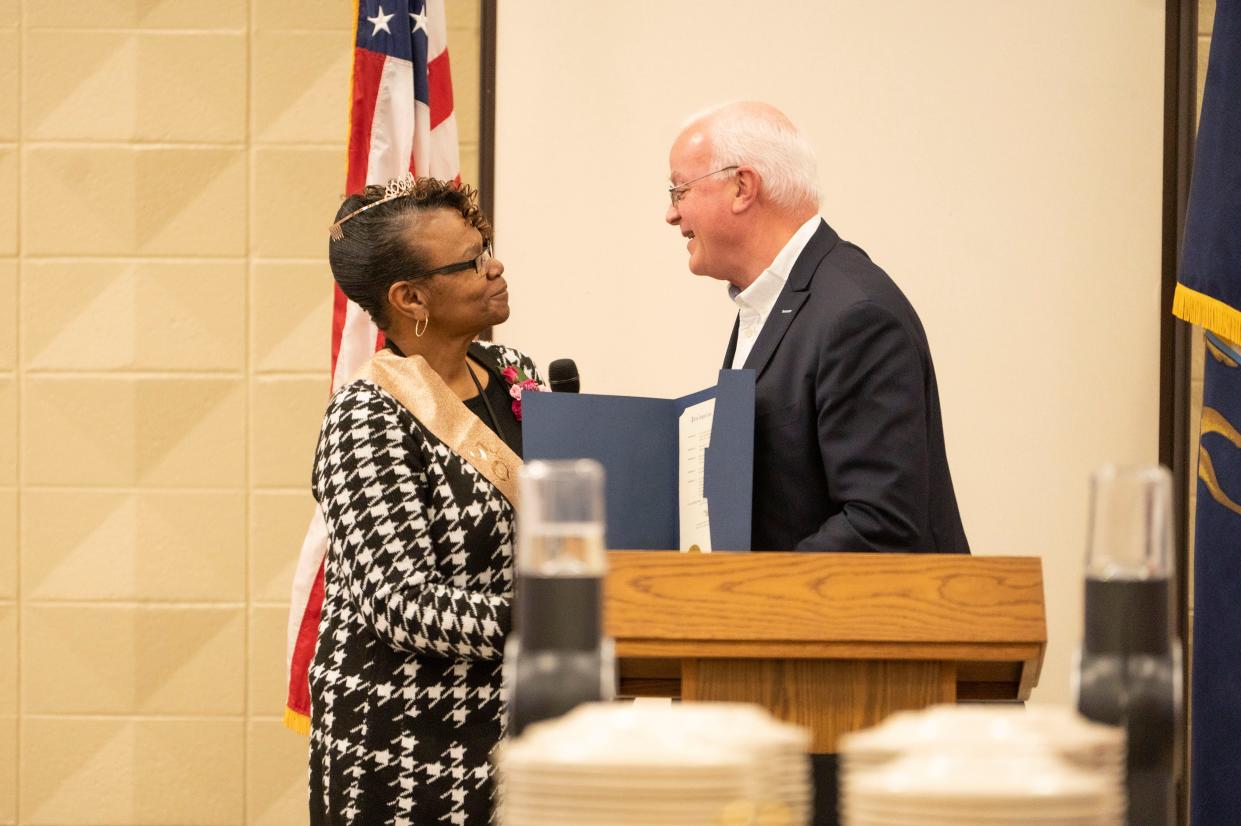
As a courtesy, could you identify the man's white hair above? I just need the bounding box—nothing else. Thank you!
[687,102,820,212]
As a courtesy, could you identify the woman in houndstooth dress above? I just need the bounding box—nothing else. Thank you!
[309,176,541,825]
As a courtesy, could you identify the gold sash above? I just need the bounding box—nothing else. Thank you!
[355,349,522,506]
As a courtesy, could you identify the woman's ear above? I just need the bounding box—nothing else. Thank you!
[387,279,431,324]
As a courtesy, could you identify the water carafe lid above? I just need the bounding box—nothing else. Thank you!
[1085,464,1173,581]
[517,459,608,576]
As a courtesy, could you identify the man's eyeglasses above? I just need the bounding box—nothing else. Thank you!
[410,244,494,280]
[667,166,739,207]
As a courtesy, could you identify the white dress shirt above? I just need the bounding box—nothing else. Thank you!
[728,215,822,369]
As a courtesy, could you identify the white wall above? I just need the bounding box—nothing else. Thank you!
[493,0,1166,705]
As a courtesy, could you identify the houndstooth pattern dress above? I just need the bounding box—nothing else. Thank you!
[308,344,537,826]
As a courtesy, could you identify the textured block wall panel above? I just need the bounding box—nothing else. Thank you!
[0,491,14,600]
[0,377,14,483]
[249,490,317,603]
[252,146,344,257]
[22,376,246,487]
[254,0,345,32]
[23,147,247,256]
[250,261,333,373]
[0,716,13,825]
[251,32,353,144]
[21,491,246,601]
[250,376,327,488]
[21,718,245,825]
[8,0,485,821]
[22,604,245,715]
[22,31,246,142]
[21,262,247,371]
[0,148,14,256]
[0,606,14,714]
[246,719,313,826]
[0,263,15,369]
[0,30,16,141]
[24,0,245,29]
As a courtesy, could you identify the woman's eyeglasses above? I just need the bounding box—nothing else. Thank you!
[410,244,494,280]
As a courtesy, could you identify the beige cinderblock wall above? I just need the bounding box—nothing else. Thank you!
[0,2,483,823]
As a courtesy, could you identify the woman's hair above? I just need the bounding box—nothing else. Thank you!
[327,177,492,328]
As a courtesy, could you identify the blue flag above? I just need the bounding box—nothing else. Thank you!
[1175,1,1241,341]
[1190,333,1241,824]
[1182,2,1241,823]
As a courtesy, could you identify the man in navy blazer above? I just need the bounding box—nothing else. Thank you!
[666,101,969,554]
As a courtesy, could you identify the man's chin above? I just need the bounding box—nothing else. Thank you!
[689,263,728,283]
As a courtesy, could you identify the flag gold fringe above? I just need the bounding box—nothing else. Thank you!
[283,706,311,736]
[1173,284,1241,346]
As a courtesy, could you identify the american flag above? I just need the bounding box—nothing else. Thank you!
[283,0,461,734]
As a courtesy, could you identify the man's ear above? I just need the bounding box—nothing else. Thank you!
[730,166,760,214]
[388,279,431,323]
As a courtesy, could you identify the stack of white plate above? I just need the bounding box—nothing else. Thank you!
[495,702,812,826]
[838,705,1125,826]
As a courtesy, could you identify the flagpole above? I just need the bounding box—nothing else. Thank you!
[478,0,498,342]
[480,0,497,223]
[1160,1,1197,823]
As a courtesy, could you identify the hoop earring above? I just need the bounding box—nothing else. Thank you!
[414,314,429,338]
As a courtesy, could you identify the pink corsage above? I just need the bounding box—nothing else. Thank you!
[500,364,541,421]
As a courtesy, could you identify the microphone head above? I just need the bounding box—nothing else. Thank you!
[548,358,580,393]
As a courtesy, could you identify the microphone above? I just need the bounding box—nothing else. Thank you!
[548,358,580,393]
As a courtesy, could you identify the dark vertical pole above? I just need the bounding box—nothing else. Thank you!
[479,0,498,223]
[1160,1,1196,823]
[478,0,498,341]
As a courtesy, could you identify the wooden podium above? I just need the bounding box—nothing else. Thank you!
[605,551,1046,753]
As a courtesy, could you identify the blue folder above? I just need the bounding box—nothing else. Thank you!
[522,370,755,551]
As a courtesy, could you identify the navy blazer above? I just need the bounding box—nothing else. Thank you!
[725,220,970,553]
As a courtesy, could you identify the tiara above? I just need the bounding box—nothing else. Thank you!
[328,172,418,241]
